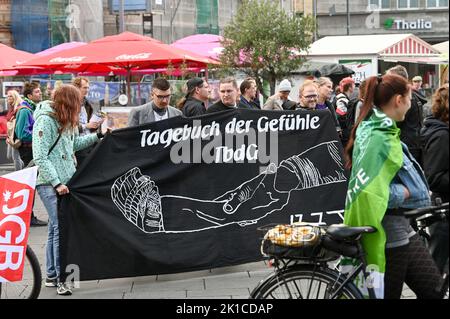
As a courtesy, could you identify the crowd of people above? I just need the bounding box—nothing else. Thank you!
[1,65,448,298]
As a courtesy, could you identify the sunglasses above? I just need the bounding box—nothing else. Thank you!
[303,94,318,100]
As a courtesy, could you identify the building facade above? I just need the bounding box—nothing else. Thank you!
[1,0,298,50]
[0,0,11,46]
[313,0,448,44]
[102,0,297,43]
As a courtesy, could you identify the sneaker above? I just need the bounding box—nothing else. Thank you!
[56,282,72,296]
[30,216,47,227]
[45,277,57,287]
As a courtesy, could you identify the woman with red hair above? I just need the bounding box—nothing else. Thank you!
[344,74,444,299]
[32,84,105,296]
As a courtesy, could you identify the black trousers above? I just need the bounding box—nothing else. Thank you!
[18,145,33,166]
[384,234,445,299]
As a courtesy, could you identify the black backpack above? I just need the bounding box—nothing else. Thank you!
[333,96,359,146]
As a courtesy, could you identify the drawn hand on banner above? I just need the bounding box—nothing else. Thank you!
[111,141,347,234]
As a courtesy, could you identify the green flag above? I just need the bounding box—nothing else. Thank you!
[343,109,403,298]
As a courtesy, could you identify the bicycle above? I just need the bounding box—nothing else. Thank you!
[0,245,42,299]
[249,222,377,299]
[250,203,450,300]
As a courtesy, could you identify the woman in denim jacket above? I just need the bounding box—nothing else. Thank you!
[345,74,444,299]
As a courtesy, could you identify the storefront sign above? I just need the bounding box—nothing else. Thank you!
[384,18,433,30]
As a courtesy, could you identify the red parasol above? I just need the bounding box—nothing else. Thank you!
[0,43,35,76]
[19,32,218,73]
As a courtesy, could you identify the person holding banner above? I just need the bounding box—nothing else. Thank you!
[32,84,103,296]
[206,77,240,114]
[344,74,444,299]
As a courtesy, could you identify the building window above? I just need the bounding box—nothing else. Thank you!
[369,0,390,9]
[427,0,449,7]
[398,0,419,8]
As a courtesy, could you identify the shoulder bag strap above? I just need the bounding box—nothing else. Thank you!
[48,132,62,156]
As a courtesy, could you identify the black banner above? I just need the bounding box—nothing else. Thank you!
[59,109,348,281]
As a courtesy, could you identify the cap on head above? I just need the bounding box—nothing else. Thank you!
[412,75,423,82]
[278,79,292,92]
[186,77,204,93]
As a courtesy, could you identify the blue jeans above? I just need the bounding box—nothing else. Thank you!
[37,185,60,279]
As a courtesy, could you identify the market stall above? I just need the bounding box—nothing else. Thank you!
[306,34,445,90]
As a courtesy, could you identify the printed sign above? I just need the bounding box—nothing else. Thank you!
[339,59,373,83]
[0,168,37,282]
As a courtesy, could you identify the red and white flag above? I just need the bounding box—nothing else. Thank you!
[0,167,38,282]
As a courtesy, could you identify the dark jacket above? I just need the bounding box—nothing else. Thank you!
[206,101,236,114]
[324,100,342,134]
[398,90,427,165]
[182,97,207,117]
[238,96,259,110]
[83,97,93,121]
[421,116,449,202]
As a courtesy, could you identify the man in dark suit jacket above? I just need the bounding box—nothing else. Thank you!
[128,78,182,126]
[206,77,240,114]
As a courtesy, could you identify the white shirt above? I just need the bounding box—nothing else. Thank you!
[154,110,169,122]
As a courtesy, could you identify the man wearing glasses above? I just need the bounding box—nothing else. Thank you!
[128,77,182,126]
[297,80,320,110]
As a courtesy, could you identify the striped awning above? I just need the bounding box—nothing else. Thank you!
[380,35,440,56]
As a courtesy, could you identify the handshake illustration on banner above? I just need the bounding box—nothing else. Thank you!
[111,141,347,234]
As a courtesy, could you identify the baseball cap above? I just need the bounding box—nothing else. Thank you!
[412,76,423,82]
[186,77,204,93]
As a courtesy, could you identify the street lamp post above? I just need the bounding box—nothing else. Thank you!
[119,0,125,33]
[346,0,350,35]
[313,0,317,41]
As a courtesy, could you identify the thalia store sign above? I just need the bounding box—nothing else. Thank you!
[384,18,432,30]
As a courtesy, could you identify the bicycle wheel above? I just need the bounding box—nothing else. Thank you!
[0,246,42,299]
[250,265,363,299]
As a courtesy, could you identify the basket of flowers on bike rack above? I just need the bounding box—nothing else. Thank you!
[259,223,338,260]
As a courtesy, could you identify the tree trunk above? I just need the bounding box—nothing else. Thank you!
[269,73,277,96]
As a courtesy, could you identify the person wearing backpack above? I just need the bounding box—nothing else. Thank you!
[333,77,355,147]
[15,82,47,227]
[5,89,24,171]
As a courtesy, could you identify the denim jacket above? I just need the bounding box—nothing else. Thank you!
[388,142,431,209]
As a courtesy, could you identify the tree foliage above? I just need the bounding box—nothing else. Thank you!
[220,0,315,96]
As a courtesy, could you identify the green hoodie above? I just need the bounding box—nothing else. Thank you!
[32,100,99,187]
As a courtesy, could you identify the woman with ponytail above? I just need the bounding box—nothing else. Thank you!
[343,74,444,299]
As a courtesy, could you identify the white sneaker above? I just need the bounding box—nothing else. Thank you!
[56,282,72,296]
[45,277,57,287]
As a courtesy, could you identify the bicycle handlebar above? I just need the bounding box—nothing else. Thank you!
[403,202,449,219]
